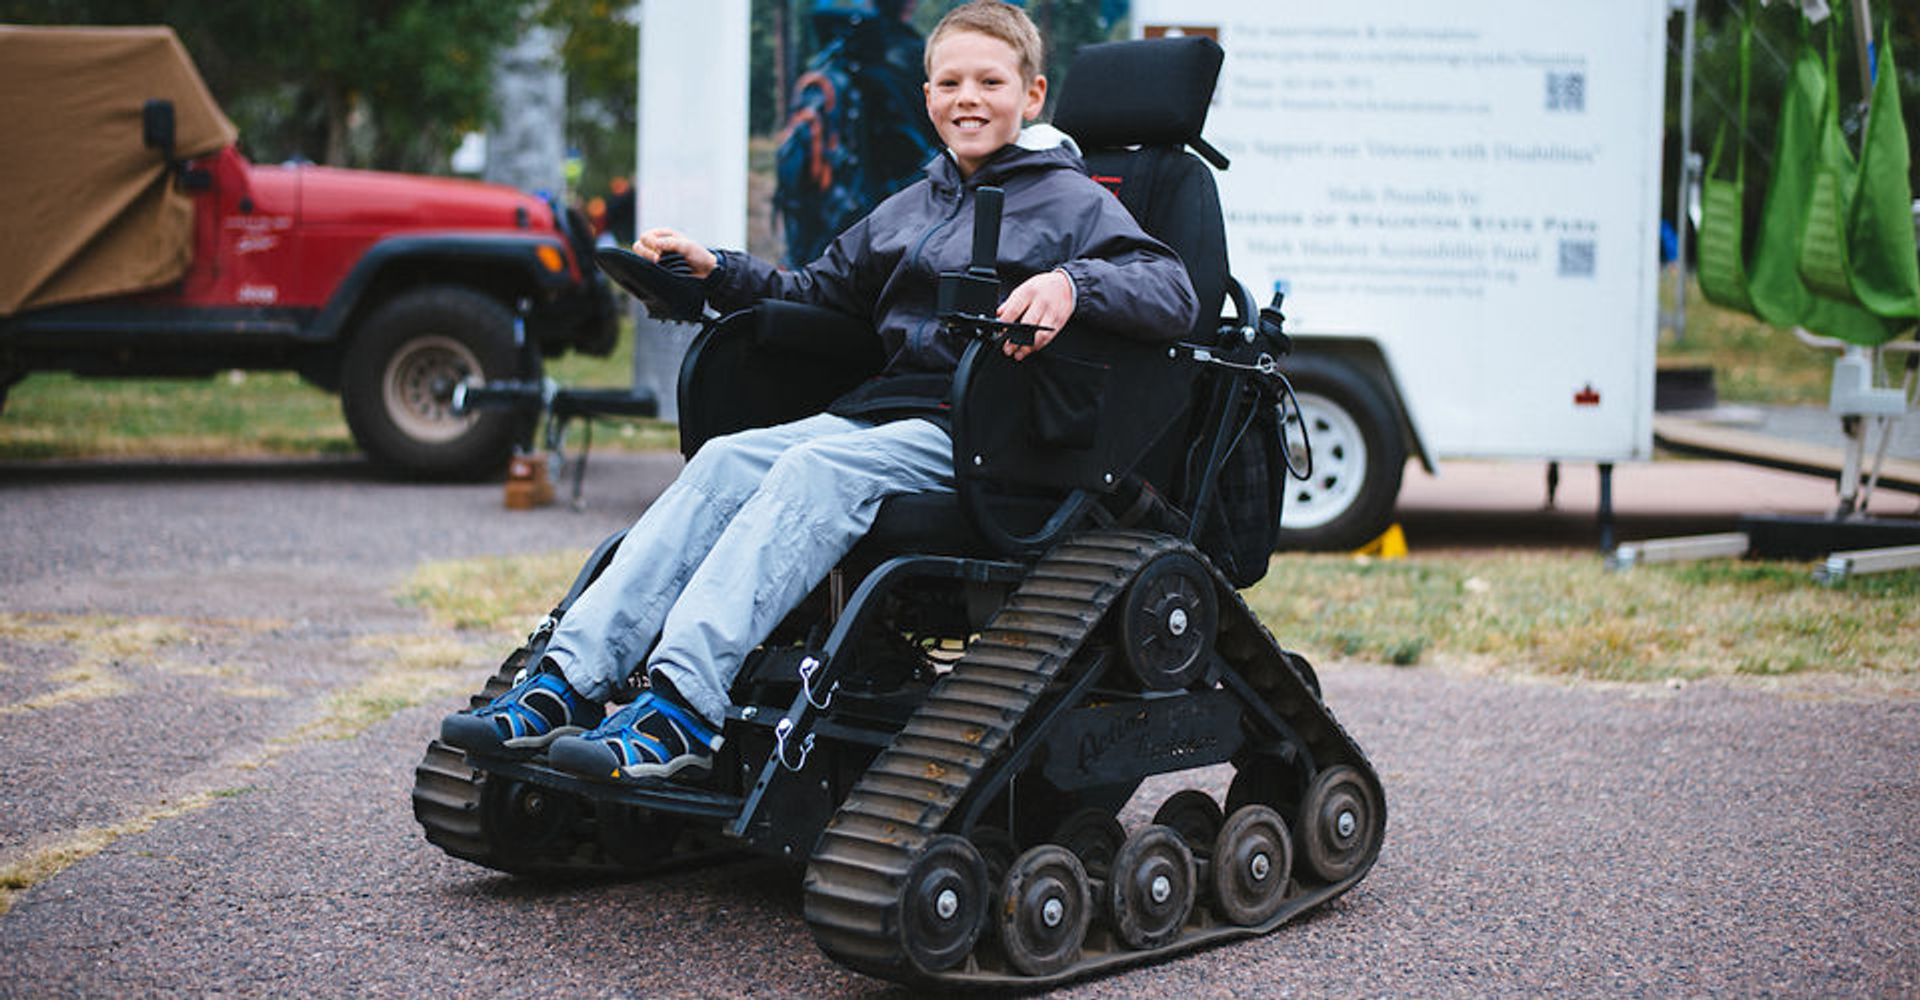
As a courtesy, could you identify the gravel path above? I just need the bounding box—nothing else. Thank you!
[1,454,1914,998]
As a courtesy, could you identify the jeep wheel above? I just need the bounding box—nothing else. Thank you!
[1275,355,1405,551]
[342,286,527,480]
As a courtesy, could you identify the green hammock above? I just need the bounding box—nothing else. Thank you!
[1746,13,1908,346]
[1795,18,1858,301]
[1697,0,1755,312]
[1845,24,1920,323]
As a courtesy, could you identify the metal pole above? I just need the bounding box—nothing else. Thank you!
[1851,0,1875,100]
[1598,463,1616,552]
[1671,0,1697,346]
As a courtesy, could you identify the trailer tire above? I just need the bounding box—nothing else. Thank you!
[1275,355,1405,551]
[342,285,527,480]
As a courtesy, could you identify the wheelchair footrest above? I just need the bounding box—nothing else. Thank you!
[471,753,742,820]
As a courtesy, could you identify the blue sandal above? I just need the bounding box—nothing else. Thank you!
[441,659,604,754]
[549,689,722,783]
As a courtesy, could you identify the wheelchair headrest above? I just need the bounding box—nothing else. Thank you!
[1054,35,1227,169]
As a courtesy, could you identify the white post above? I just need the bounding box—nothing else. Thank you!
[631,0,751,423]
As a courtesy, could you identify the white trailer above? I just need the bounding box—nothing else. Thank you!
[1133,0,1670,548]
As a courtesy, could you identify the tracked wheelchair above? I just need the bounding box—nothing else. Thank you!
[412,36,1384,988]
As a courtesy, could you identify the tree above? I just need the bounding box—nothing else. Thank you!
[2,0,521,171]
[539,0,639,199]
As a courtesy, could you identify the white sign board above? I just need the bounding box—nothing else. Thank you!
[1134,1,1667,461]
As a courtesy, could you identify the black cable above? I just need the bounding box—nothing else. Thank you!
[1274,370,1313,483]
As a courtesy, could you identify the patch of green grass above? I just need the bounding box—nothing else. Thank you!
[0,314,682,460]
[400,547,1920,688]
[1658,273,1836,407]
[400,551,585,639]
[1244,553,1920,683]
[0,371,355,460]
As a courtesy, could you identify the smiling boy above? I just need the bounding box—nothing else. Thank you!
[441,0,1197,785]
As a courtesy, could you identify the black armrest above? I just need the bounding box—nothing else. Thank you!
[951,331,1195,555]
[676,306,886,459]
[753,300,885,370]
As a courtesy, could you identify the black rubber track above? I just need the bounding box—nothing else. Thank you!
[411,647,734,878]
[801,529,1385,988]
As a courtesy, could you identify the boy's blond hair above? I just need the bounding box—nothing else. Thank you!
[924,1,1046,84]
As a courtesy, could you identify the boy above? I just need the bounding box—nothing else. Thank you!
[441,0,1197,784]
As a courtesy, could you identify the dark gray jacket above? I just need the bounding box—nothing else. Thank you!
[706,129,1198,422]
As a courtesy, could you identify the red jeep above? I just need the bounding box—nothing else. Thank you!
[0,25,616,478]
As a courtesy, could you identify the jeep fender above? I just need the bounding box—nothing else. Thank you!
[309,233,600,347]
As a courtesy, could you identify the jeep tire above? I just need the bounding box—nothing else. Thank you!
[1274,355,1405,552]
[342,285,526,480]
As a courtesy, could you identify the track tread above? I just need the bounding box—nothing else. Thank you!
[801,529,1385,987]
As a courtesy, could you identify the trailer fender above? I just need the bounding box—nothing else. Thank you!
[1288,337,1432,474]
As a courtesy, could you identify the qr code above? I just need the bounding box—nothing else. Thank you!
[1546,71,1586,112]
[1559,239,1596,277]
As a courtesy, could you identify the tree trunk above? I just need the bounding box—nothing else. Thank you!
[324,84,350,167]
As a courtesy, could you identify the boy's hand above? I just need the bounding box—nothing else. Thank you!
[635,229,718,279]
[997,270,1074,361]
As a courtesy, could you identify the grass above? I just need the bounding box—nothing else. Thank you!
[278,633,485,744]
[1658,272,1838,407]
[400,551,586,639]
[1241,552,1920,684]
[0,791,233,916]
[393,548,1920,688]
[0,614,196,717]
[0,314,679,461]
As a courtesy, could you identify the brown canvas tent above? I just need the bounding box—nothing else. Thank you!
[0,25,237,316]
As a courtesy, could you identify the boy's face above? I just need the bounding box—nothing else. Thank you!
[924,30,1046,179]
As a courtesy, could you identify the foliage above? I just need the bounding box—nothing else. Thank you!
[0,0,522,171]
[540,0,639,198]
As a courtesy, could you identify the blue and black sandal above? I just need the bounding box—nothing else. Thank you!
[440,658,604,755]
[548,689,723,783]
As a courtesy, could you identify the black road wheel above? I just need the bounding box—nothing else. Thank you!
[1050,807,1125,880]
[1152,789,1225,852]
[1210,805,1293,925]
[1117,552,1218,690]
[1226,754,1307,820]
[1294,764,1382,884]
[1106,825,1196,950]
[342,285,528,480]
[479,777,576,858]
[971,826,1019,889]
[899,834,990,974]
[1275,354,1406,551]
[996,845,1092,977]
[594,803,683,869]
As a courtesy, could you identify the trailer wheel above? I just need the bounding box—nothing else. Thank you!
[342,285,526,479]
[1275,356,1405,551]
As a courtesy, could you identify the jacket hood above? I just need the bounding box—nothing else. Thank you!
[929,123,1085,191]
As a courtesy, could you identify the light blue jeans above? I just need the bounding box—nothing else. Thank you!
[546,412,954,726]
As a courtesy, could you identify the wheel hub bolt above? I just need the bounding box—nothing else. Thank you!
[1150,874,1172,904]
[935,888,959,921]
[1168,608,1188,636]
[1250,852,1270,880]
[1337,809,1356,839]
[1042,896,1064,928]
